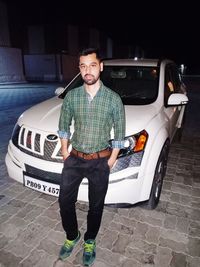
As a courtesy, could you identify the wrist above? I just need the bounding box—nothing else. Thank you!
[62,150,69,156]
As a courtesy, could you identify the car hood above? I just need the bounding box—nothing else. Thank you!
[124,105,159,135]
[18,97,160,134]
[18,97,63,132]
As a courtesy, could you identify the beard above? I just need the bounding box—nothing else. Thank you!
[83,73,100,85]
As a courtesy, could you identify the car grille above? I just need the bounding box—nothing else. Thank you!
[18,126,62,162]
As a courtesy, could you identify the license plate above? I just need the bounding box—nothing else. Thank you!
[24,175,60,197]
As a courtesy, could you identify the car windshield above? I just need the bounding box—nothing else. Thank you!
[60,66,159,105]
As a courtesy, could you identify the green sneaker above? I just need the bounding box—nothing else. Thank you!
[59,231,81,261]
[83,239,96,266]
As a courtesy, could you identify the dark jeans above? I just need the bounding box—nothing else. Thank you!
[59,155,110,241]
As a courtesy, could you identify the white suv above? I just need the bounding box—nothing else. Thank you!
[5,59,188,209]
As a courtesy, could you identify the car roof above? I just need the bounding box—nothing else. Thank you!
[103,58,173,67]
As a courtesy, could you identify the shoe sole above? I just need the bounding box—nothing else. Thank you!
[83,261,95,267]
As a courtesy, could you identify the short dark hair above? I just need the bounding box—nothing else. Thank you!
[79,48,101,62]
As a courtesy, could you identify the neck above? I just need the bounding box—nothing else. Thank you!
[85,81,101,97]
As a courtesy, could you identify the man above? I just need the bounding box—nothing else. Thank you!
[58,48,125,266]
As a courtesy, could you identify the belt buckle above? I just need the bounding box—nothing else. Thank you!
[83,152,91,160]
[89,153,95,160]
[85,152,96,160]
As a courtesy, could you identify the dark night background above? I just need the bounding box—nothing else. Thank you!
[5,0,200,74]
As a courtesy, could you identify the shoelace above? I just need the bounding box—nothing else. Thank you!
[84,242,95,253]
[64,239,74,249]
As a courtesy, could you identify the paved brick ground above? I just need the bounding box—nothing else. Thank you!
[0,81,199,267]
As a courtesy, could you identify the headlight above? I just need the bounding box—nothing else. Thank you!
[11,124,21,148]
[124,136,137,149]
[118,130,148,158]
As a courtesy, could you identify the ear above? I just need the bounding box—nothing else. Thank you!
[100,62,103,72]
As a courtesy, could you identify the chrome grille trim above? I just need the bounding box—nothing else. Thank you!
[19,126,45,155]
[18,126,62,162]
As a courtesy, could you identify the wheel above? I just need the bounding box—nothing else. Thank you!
[145,141,170,209]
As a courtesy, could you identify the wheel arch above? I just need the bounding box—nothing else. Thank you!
[139,128,170,201]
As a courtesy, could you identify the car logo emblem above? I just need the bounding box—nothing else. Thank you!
[46,134,58,141]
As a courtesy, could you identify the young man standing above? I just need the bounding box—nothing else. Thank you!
[58,48,125,266]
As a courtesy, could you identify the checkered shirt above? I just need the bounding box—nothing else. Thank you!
[58,82,125,153]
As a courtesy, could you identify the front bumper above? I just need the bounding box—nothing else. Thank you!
[5,141,151,204]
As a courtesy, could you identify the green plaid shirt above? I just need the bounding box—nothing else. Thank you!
[58,82,125,153]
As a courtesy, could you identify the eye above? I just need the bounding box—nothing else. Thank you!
[80,65,86,70]
[91,64,97,68]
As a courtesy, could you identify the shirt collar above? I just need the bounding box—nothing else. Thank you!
[83,81,104,98]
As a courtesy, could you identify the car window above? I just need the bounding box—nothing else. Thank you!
[164,66,173,106]
[101,66,159,105]
[170,65,182,93]
[164,64,183,106]
[60,66,159,105]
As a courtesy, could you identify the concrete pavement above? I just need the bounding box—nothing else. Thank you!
[0,81,199,267]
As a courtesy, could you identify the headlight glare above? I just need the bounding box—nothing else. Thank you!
[124,136,137,149]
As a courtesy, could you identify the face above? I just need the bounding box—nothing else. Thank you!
[79,53,103,85]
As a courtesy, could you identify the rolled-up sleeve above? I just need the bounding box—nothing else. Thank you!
[112,96,126,149]
[58,94,72,139]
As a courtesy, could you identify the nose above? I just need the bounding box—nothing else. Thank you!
[86,65,92,73]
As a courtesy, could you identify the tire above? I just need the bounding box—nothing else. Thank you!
[145,141,170,209]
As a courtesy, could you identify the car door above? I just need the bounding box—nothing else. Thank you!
[164,64,183,139]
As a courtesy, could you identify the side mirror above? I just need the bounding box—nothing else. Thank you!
[167,93,188,106]
[55,87,65,96]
